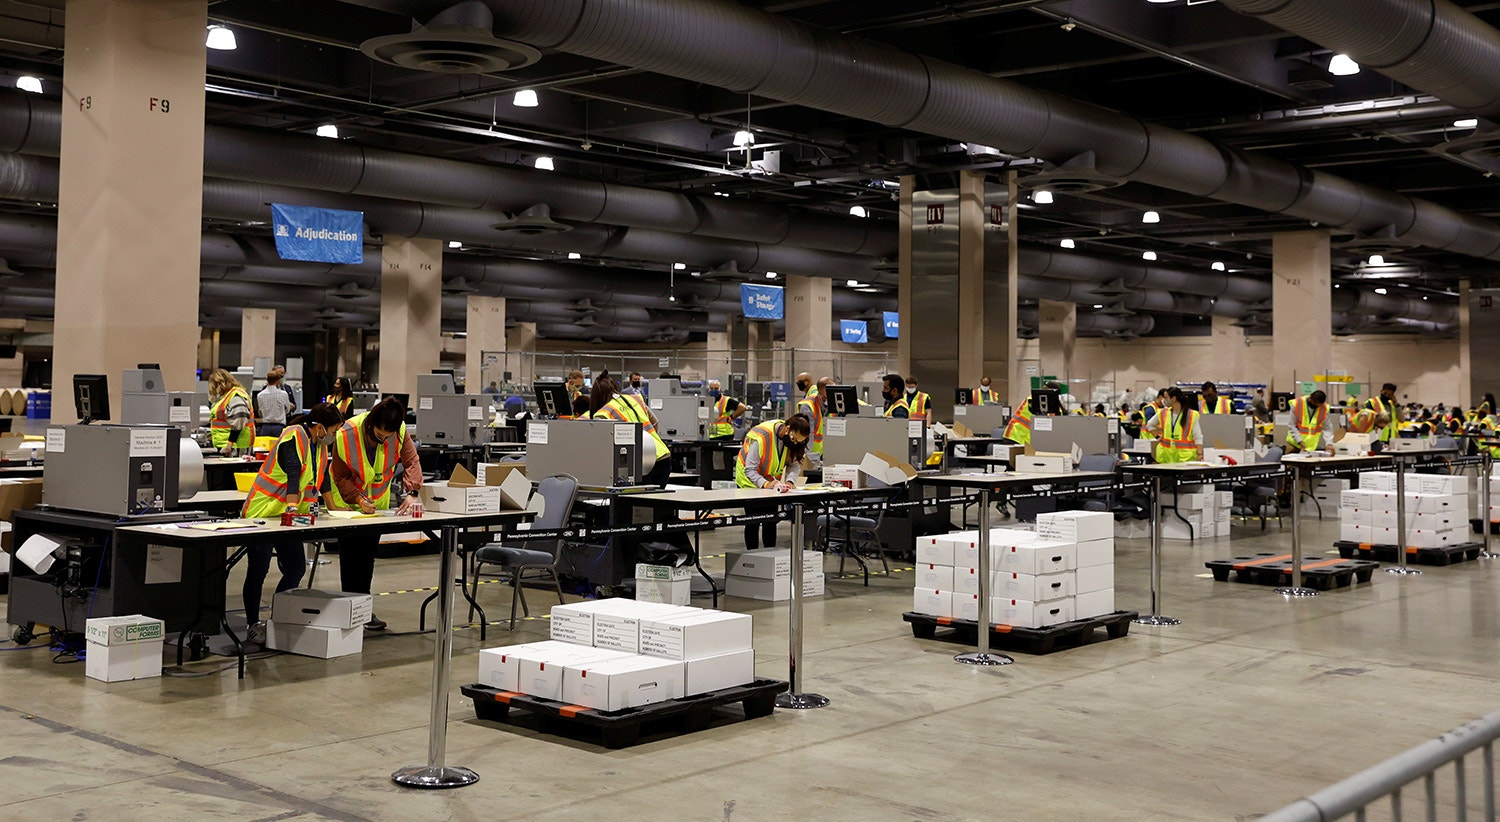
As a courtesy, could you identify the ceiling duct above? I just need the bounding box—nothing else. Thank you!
[440,276,478,294]
[492,204,571,235]
[1025,152,1124,194]
[328,282,373,299]
[0,258,23,278]
[360,1,541,74]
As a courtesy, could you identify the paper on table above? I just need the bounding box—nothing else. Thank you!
[145,545,183,584]
[16,533,61,573]
[325,510,378,519]
[187,522,260,531]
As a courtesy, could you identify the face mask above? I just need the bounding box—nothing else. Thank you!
[778,434,795,450]
[630,381,641,388]
[709,390,721,399]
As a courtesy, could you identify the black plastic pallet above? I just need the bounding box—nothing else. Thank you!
[900,610,1136,654]
[1204,553,1377,589]
[1334,540,1484,566]
[1469,518,1500,536]
[459,678,788,749]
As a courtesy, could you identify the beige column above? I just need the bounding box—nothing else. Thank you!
[705,331,731,382]
[465,295,506,392]
[1459,280,1472,409]
[988,171,1020,407]
[955,171,986,394]
[240,308,276,370]
[785,275,833,380]
[506,321,537,380]
[1209,316,1249,384]
[336,328,362,381]
[53,0,207,420]
[1037,299,1076,384]
[378,237,442,396]
[897,176,914,378]
[1271,231,1332,391]
[197,329,219,372]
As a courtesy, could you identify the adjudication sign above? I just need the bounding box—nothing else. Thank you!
[271,203,365,264]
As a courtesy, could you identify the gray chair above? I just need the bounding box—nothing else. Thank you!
[471,473,579,629]
[815,495,887,586]
[1075,453,1120,513]
[1239,446,1284,529]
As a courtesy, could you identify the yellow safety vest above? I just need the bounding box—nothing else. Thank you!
[1288,397,1328,452]
[884,396,913,418]
[1202,396,1232,414]
[710,395,735,438]
[1004,402,1033,445]
[734,421,788,488]
[1155,408,1200,464]
[210,386,254,450]
[594,394,670,460]
[326,395,353,417]
[243,426,327,518]
[797,396,824,455]
[331,412,405,510]
[974,387,1000,405]
[1347,409,1377,434]
[907,391,931,420]
[1364,396,1398,442]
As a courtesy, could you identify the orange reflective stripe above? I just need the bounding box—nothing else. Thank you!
[1231,554,1293,571]
[714,395,731,424]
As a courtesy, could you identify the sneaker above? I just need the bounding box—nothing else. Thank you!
[245,621,265,644]
[365,615,387,631]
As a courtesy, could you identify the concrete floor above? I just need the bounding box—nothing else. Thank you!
[2,511,1498,821]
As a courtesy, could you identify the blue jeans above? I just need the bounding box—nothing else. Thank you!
[243,539,306,623]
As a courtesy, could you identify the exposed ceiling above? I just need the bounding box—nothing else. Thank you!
[0,0,1497,340]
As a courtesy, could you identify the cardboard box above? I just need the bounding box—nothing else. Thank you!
[1214,507,1230,524]
[1161,493,1206,509]
[1364,526,1458,548]
[484,463,534,511]
[1076,563,1113,593]
[991,570,1074,601]
[822,464,861,489]
[85,639,163,682]
[563,655,686,711]
[1368,510,1455,531]
[640,611,753,660]
[858,450,918,487]
[913,589,953,618]
[84,614,165,646]
[991,596,1076,629]
[594,602,693,651]
[635,563,692,581]
[952,592,980,622]
[1340,489,1377,509]
[420,465,504,514]
[945,566,977,595]
[725,573,824,601]
[271,589,373,630]
[1075,538,1114,568]
[1075,589,1115,619]
[264,620,362,658]
[635,577,692,606]
[0,477,43,552]
[518,645,633,700]
[992,540,1075,575]
[1315,479,1351,492]
[477,641,565,691]
[549,599,622,646]
[914,564,954,591]
[684,648,756,695]
[1015,454,1072,474]
[915,534,958,566]
[1035,511,1113,543]
[1162,513,1204,541]
[724,548,821,580]
[1215,521,1231,537]
[1339,523,1366,542]
[1203,448,1253,466]
[1359,472,1398,491]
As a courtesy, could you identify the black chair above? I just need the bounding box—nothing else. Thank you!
[471,473,579,629]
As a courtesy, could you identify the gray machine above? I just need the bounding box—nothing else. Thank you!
[416,373,487,444]
[43,425,186,516]
[652,395,708,441]
[822,416,926,469]
[647,378,682,399]
[952,404,1013,436]
[1200,413,1256,450]
[120,367,198,436]
[525,420,645,487]
[1031,416,1114,456]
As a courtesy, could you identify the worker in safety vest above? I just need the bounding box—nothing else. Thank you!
[591,375,672,485]
[1200,382,1232,414]
[1148,387,1203,463]
[240,403,344,641]
[207,368,256,455]
[797,377,831,456]
[324,376,355,418]
[707,379,745,440]
[973,376,1000,405]
[904,374,931,421]
[1141,389,1167,426]
[1364,383,1401,443]
[1345,408,1390,436]
[735,414,812,551]
[795,372,816,401]
[882,374,912,418]
[1287,390,1334,454]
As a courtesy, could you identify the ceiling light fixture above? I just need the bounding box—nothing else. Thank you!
[447,241,461,249]
[1142,251,1158,261]
[1374,287,1388,295]
[1060,239,1076,249]
[846,279,863,287]
[534,156,554,171]
[1142,210,1161,224]
[15,76,41,94]
[316,124,339,139]
[1033,189,1054,205]
[1367,254,1385,266]
[849,206,868,218]
[567,252,581,260]
[1092,304,1103,309]
[733,130,755,147]
[766,272,778,279]
[1454,118,1480,129]
[205,24,237,51]
[1328,54,1360,76]
[673,262,687,270]
[1211,261,1226,272]
[512,89,539,107]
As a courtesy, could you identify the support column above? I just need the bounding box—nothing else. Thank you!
[1037,300,1076,385]
[336,328,362,382]
[505,321,537,381]
[465,295,505,393]
[785,275,832,380]
[197,329,219,372]
[379,237,442,397]
[1460,280,1473,409]
[53,0,207,420]
[240,308,276,371]
[1210,316,1249,385]
[706,331,731,383]
[1271,231,1332,390]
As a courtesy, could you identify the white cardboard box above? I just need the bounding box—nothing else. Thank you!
[1360,472,1398,491]
[1076,563,1113,593]
[419,480,502,514]
[1340,523,1366,542]
[725,573,824,601]
[563,655,686,712]
[1341,489,1377,509]
[915,536,956,567]
[684,648,756,695]
[549,599,618,646]
[264,620,362,659]
[1415,475,1466,495]
[913,589,953,618]
[950,566,980,595]
[1016,454,1073,474]
[1161,493,1206,509]
[270,590,373,630]
[952,592,980,622]
[1035,510,1113,543]
[991,597,1076,629]
[1075,589,1115,619]
[594,602,692,652]
[1368,510,1455,530]
[1364,526,1458,547]
[640,611,753,660]
[724,548,821,579]
[914,564,954,590]
[84,614,165,647]
[1216,490,1234,508]
[1215,520,1231,537]
[635,563,692,581]
[991,570,1074,601]
[1075,538,1114,568]
[636,577,692,606]
[477,641,565,691]
[517,645,633,700]
[85,639,163,682]
[992,540,1075,575]
[1163,513,1205,541]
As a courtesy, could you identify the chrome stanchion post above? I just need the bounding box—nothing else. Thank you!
[956,488,1014,665]
[1388,455,1421,575]
[393,524,479,788]
[1136,475,1181,625]
[777,501,830,708]
[1481,449,1497,559]
[1276,461,1318,597]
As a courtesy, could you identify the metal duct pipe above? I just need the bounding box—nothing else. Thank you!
[1018,246,1268,301]
[1220,0,1500,112]
[388,0,1500,260]
[1331,288,1458,324]
[1075,314,1157,336]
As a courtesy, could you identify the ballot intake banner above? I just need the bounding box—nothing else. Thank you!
[740,283,785,320]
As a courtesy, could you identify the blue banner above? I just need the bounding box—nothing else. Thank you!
[840,319,869,344]
[271,204,365,264]
[740,283,785,320]
[883,311,900,339]
[767,382,791,402]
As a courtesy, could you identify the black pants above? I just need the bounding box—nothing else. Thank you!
[243,539,305,623]
[338,533,379,595]
[743,521,778,551]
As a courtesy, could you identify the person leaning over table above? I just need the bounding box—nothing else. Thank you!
[207,368,255,456]
[591,374,673,486]
[1286,389,1335,455]
[734,412,812,551]
[1147,386,1203,464]
[240,403,344,644]
[328,397,421,631]
[325,376,355,418]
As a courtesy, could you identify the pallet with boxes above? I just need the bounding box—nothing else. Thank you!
[1336,471,1484,565]
[1160,485,1232,540]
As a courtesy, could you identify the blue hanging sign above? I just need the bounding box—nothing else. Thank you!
[883,311,900,339]
[740,283,785,320]
[767,382,791,402]
[271,204,365,264]
[840,319,869,344]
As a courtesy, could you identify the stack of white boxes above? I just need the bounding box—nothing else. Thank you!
[84,615,164,682]
[265,589,372,659]
[1339,472,1467,547]
[635,563,692,606]
[1160,484,1232,540]
[724,548,824,601]
[478,599,755,712]
[1300,479,1348,520]
[911,510,1116,629]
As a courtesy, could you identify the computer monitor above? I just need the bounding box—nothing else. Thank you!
[1030,389,1061,417]
[74,374,109,424]
[954,388,973,406]
[383,392,410,410]
[824,385,859,417]
[533,382,573,418]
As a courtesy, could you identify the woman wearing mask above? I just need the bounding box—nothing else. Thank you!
[239,403,344,642]
[325,377,355,417]
[328,397,422,630]
[734,413,812,550]
[591,375,673,485]
[706,379,745,440]
[207,368,255,455]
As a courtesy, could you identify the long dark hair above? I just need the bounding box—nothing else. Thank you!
[589,375,618,416]
[330,377,353,400]
[780,413,813,463]
[366,397,405,432]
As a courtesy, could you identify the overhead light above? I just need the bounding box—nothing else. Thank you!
[512,89,539,108]
[673,262,687,270]
[1455,118,1480,129]
[1423,295,1429,300]
[849,206,868,218]
[1211,261,1226,272]
[1033,190,1054,205]
[534,156,554,171]
[205,24,237,51]
[1146,0,1177,3]
[1334,284,1341,289]
[846,279,864,287]
[1059,239,1076,249]
[1142,251,1158,261]
[766,272,778,279]
[567,252,582,260]
[16,76,42,94]
[668,294,676,302]
[1368,254,1385,266]
[1328,54,1360,76]
[713,191,731,197]
[1374,287,1388,295]
[316,124,339,139]
[1092,304,1103,309]
[1142,210,1161,224]
[733,130,755,147]
[447,241,461,249]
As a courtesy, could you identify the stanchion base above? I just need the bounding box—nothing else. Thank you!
[954,651,1014,666]
[1385,567,1423,575]
[775,692,831,709]
[1133,614,1181,626]
[391,765,479,789]
[1477,551,1499,559]
[1274,586,1319,598]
